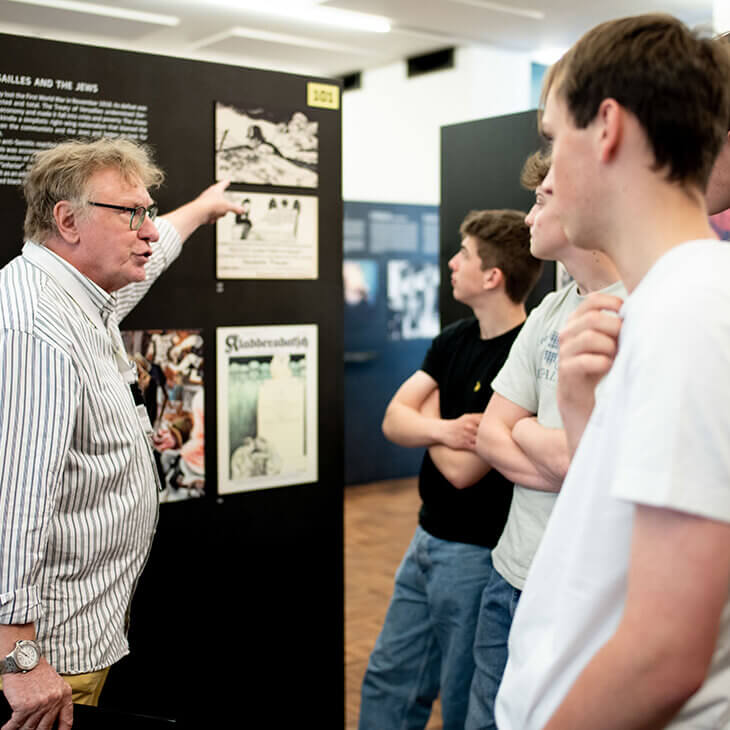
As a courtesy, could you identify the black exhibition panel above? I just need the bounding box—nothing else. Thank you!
[440,109,556,327]
[0,693,176,728]
[0,34,343,728]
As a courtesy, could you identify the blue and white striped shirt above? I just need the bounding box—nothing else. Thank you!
[0,219,182,674]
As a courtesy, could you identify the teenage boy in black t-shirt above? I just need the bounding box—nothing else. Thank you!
[359,209,542,730]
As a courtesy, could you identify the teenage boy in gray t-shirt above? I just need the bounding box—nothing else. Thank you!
[464,151,625,730]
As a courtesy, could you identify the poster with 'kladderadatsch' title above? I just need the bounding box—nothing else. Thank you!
[217,325,318,494]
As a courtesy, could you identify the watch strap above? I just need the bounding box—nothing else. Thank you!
[0,655,20,674]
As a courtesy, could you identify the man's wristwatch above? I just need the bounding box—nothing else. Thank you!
[0,640,41,673]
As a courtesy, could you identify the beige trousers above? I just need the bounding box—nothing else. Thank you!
[0,666,109,707]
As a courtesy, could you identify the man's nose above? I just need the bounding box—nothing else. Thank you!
[138,215,160,243]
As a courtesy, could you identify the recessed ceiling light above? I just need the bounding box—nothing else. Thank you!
[212,1,390,33]
[448,0,544,21]
[193,26,377,56]
[7,0,180,26]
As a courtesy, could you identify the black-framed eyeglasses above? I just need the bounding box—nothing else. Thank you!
[88,201,159,231]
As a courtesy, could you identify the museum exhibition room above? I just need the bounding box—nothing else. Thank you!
[0,1,728,728]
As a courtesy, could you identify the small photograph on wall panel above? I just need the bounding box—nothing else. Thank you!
[711,210,730,242]
[344,258,378,306]
[217,324,318,495]
[386,260,440,341]
[120,329,205,504]
[215,102,318,188]
[216,190,318,279]
[555,261,574,290]
[344,258,378,331]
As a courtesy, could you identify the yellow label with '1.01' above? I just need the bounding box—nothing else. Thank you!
[307,82,340,110]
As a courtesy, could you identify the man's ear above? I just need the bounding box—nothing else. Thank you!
[53,200,81,244]
[596,98,623,164]
[483,266,503,291]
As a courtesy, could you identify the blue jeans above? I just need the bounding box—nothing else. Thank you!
[359,526,496,730]
[464,567,522,730]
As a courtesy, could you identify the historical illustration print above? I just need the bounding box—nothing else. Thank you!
[121,329,205,504]
[217,325,318,495]
[216,190,318,279]
[215,102,318,188]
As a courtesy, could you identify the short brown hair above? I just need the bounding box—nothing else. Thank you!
[543,14,730,189]
[459,209,543,304]
[520,149,551,190]
[23,137,165,242]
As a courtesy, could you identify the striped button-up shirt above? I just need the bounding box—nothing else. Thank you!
[0,219,182,674]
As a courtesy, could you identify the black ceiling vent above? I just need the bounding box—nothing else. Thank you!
[407,47,455,78]
[341,71,362,92]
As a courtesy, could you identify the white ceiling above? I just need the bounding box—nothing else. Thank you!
[0,0,717,78]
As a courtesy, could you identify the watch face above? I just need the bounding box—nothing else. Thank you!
[15,641,40,670]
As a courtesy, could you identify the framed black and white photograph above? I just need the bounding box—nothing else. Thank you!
[386,260,440,341]
[215,102,318,188]
[216,190,318,279]
[217,325,318,495]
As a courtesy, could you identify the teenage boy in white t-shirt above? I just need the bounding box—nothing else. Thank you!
[496,14,730,730]
[464,152,624,730]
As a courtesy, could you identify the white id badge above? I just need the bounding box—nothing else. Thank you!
[136,403,154,437]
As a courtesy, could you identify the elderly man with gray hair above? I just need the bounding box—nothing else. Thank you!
[0,137,241,730]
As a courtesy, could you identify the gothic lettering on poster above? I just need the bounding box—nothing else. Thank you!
[215,102,318,188]
[217,325,318,495]
[121,329,205,504]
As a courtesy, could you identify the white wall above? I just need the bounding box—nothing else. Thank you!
[342,44,533,206]
[715,0,730,32]
[0,16,532,208]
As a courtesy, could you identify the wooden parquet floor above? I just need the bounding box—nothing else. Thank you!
[345,477,443,730]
